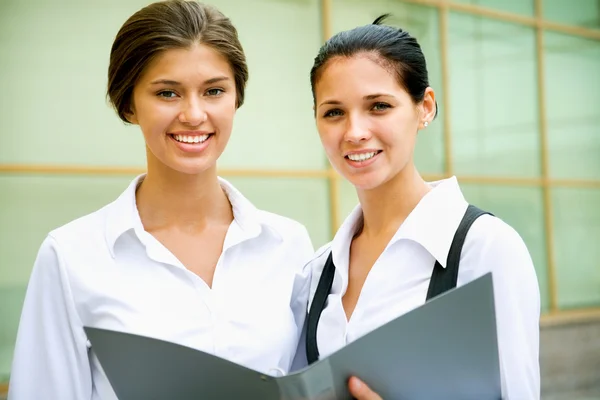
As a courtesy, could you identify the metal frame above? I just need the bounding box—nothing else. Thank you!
[1,0,599,326]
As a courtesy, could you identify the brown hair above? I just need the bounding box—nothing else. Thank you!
[107,0,248,123]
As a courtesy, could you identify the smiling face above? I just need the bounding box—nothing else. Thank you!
[126,43,237,176]
[314,54,434,191]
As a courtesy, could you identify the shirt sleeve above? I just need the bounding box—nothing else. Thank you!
[466,217,541,400]
[288,226,315,373]
[8,235,92,400]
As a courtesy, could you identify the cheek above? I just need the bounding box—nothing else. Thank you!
[135,99,172,133]
[316,122,339,152]
[210,100,236,130]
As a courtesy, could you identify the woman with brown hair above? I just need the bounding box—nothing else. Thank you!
[9,1,314,398]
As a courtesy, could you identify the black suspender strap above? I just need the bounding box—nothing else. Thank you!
[305,204,492,365]
[306,252,335,365]
[425,204,491,301]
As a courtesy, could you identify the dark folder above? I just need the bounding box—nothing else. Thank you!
[85,272,501,400]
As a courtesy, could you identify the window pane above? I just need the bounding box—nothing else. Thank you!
[543,0,600,30]
[0,0,326,170]
[552,188,600,309]
[449,14,540,178]
[545,32,600,180]
[461,184,550,312]
[453,0,535,17]
[216,0,326,169]
[0,285,22,383]
[331,0,445,175]
[339,178,359,226]
[226,177,331,248]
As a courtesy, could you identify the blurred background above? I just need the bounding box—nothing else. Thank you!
[0,0,598,398]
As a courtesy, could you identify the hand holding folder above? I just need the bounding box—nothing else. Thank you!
[85,272,501,400]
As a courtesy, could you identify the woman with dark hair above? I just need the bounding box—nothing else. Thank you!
[305,15,540,399]
[9,1,313,398]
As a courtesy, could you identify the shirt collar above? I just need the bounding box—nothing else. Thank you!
[104,174,266,257]
[331,176,468,269]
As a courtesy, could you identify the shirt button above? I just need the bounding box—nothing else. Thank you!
[268,367,285,377]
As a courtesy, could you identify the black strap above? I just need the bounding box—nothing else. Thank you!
[305,204,491,365]
[426,204,491,301]
[306,252,335,365]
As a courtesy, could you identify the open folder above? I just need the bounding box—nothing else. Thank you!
[85,272,501,400]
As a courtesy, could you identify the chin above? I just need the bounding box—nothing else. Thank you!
[343,170,387,191]
[167,159,216,176]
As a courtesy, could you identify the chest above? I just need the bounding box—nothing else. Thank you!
[343,235,394,319]
[151,226,229,287]
[74,232,302,372]
[318,244,441,354]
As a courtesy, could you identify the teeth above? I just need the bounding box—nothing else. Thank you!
[348,151,377,162]
[173,134,209,144]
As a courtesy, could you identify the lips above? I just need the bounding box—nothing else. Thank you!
[343,149,382,168]
[345,150,381,162]
[168,132,213,153]
[171,133,211,144]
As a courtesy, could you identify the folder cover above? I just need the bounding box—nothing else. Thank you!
[85,272,501,400]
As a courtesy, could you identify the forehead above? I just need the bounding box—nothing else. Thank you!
[315,54,404,99]
[139,43,233,82]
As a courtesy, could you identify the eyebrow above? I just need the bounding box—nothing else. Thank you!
[318,93,395,108]
[364,93,394,100]
[149,76,230,86]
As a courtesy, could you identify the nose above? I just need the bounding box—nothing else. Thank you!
[344,114,370,144]
[178,97,207,126]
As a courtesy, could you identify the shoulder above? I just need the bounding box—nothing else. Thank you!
[29,206,109,286]
[461,212,539,293]
[305,242,333,278]
[257,209,310,238]
[47,203,111,246]
[465,213,530,259]
[255,210,315,253]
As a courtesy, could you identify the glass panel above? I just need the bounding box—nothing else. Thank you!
[543,0,600,30]
[0,3,148,167]
[453,0,535,16]
[0,0,326,170]
[545,32,600,180]
[331,0,445,175]
[226,177,331,248]
[0,174,136,383]
[449,14,540,178]
[339,178,359,226]
[215,0,325,169]
[552,188,600,309]
[461,184,550,312]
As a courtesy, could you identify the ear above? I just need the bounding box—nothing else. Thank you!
[419,87,436,129]
[124,104,138,125]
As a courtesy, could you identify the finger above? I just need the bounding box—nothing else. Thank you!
[348,376,383,400]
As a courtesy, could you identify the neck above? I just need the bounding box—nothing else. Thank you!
[356,163,430,238]
[136,152,233,232]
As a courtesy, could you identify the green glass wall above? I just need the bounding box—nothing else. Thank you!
[1,0,599,387]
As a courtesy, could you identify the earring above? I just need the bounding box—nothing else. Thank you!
[423,121,429,128]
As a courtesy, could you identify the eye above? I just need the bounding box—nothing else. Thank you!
[323,108,344,118]
[372,102,391,111]
[206,88,224,97]
[157,90,178,99]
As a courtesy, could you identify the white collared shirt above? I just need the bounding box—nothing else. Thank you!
[306,177,540,400]
[9,175,314,400]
